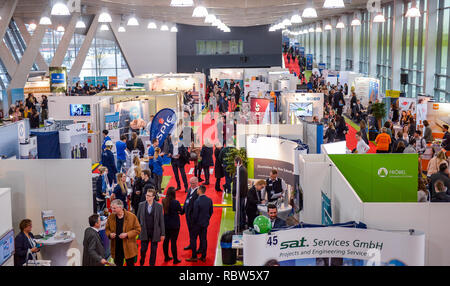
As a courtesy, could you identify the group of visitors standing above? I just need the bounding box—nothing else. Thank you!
[6,93,48,128]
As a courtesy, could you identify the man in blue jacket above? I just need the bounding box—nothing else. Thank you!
[115,135,128,173]
[102,130,111,151]
[101,141,117,184]
[186,185,213,262]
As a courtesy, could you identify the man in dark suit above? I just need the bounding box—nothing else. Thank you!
[333,88,345,116]
[82,214,107,266]
[232,156,248,232]
[267,204,286,229]
[186,186,213,262]
[430,163,450,199]
[140,170,155,202]
[352,99,366,123]
[182,177,199,251]
[442,125,450,151]
[168,136,189,191]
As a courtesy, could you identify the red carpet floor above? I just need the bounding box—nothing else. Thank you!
[136,111,225,266]
[345,123,377,153]
[283,53,303,82]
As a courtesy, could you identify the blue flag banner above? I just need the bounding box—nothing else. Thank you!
[150,108,177,149]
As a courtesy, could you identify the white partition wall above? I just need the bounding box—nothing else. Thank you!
[236,124,304,148]
[0,160,93,256]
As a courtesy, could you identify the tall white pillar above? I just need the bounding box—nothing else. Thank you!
[0,0,17,41]
[424,0,438,97]
[341,15,348,70]
[391,0,403,91]
[330,18,337,70]
[353,12,361,73]
[14,17,48,71]
[50,13,79,67]
[369,13,379,77]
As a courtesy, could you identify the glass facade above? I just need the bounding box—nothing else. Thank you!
[80,25,131,85]
[359,11,370,75]
[435,0,450,102]
[196,40,244,55]
[335,28,341,71]
[346,19,354,71]
[377,3,393,94]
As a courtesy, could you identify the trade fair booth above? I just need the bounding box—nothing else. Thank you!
[0,119,31,159]
[0,159,93,266]
[296,152,450,266]
[0,188,14,266]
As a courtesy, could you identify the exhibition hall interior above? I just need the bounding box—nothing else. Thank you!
[1,0,450,268]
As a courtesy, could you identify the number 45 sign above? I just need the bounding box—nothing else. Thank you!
[266,235,278,247]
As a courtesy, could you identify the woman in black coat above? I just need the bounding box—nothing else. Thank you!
[14,219,39,266]
[214,145,224,192]
[127,132,145,158]
[200,141,214,185]
[162,187,182,264]
[335,115,348,142]
[131,168,144,214]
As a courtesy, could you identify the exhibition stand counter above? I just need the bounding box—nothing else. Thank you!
[35,231,75,266]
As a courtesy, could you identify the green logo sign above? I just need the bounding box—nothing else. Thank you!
[377,167,388,178]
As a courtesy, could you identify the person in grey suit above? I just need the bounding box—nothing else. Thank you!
[82,214,107,266]
[137,189,165,266]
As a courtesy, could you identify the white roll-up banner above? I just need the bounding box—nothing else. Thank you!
[243,227,425,266]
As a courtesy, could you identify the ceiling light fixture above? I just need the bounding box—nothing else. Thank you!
[324,24,332,30]
[302,28,308,34]
[405,1,421,18]
[100,24,109,31]
[118,25,126,32]
[171,25,178,32]
[147,21,157,29]
[373,12,386,23]
[336,21,345,28]
[51,2,70,16]
[204,14,216,23]
[192,5,208,17]
[291,14,302,24]
[161,24,169,31]
[282,18,292,26]
[302,0,317,18]
[39,16,52,25]
[212,18,222,27]
[351,18,361,26]
[29,23,37,30]
[170,0,194,7]
[316,27,322,32]
[323,0,345,9]
[75,20,86,28]
[127,16,139,26]
[308,27,315,33]
[98,12,112,23]
[56,25,65,32]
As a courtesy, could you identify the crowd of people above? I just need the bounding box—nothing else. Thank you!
[5,93,48,128]
[70,81,108,96]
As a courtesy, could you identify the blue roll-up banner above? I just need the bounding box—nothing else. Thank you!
[306,54,313,70]
[150,108,177,148]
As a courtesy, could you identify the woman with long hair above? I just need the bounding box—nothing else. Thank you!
[111,173,128,209]
[162,187,182,264]
[427,150,449,177]
[324,122,336,143]
[127,132,145,158]
[152,147,164,193]
[127,156,141,181]
[359,120,369,145]
[131,167,144,214]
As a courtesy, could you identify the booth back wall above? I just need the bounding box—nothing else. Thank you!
[0,160,93,258]
[177,24,282,73]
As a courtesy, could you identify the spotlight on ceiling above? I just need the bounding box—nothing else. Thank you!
[51,2,70,16]
[98,12,112,23]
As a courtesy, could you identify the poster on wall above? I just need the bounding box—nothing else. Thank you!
[105,112,121,152]
[19,136,38,159]
[250,98,271,124]
[96,76,108,88]
[306,54,313,71]
[416,103,428,129]
[108,76,118,89]
[398,98,417,115]
[425,102,450,133]
[246,136,297,186]
[49,67,67,93]
[11,88,25,106]
[243,226,425,266]
[67,122,88,159]
[84,76,96,87]
[114,101,145,136]
[353,77,380,106]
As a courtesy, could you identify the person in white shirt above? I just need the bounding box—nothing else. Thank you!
[355,131,370,154]
[413,130,427,154]
[261,169,288,203]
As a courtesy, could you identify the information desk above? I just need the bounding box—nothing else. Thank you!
[35,231,75,266]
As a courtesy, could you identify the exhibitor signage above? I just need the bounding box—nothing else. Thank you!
[329,154,418,202]
[243,226,425,266]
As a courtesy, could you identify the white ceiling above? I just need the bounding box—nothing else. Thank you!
[10,0,390,27]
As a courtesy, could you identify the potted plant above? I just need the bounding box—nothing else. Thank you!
[224,147,248,177]
[371,102,386,133]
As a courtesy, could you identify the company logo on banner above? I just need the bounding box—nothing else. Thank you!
[49,67,67,93]
[67,123,88,136]
[306,54,313,71]
[377,168,388,178]
[150,108,177,148]
[250,98,270,124]
[243,227,425,266]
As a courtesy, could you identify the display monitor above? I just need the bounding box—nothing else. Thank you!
[290,102,313,117]
[0,229,14,266]
[70,104,91,116]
